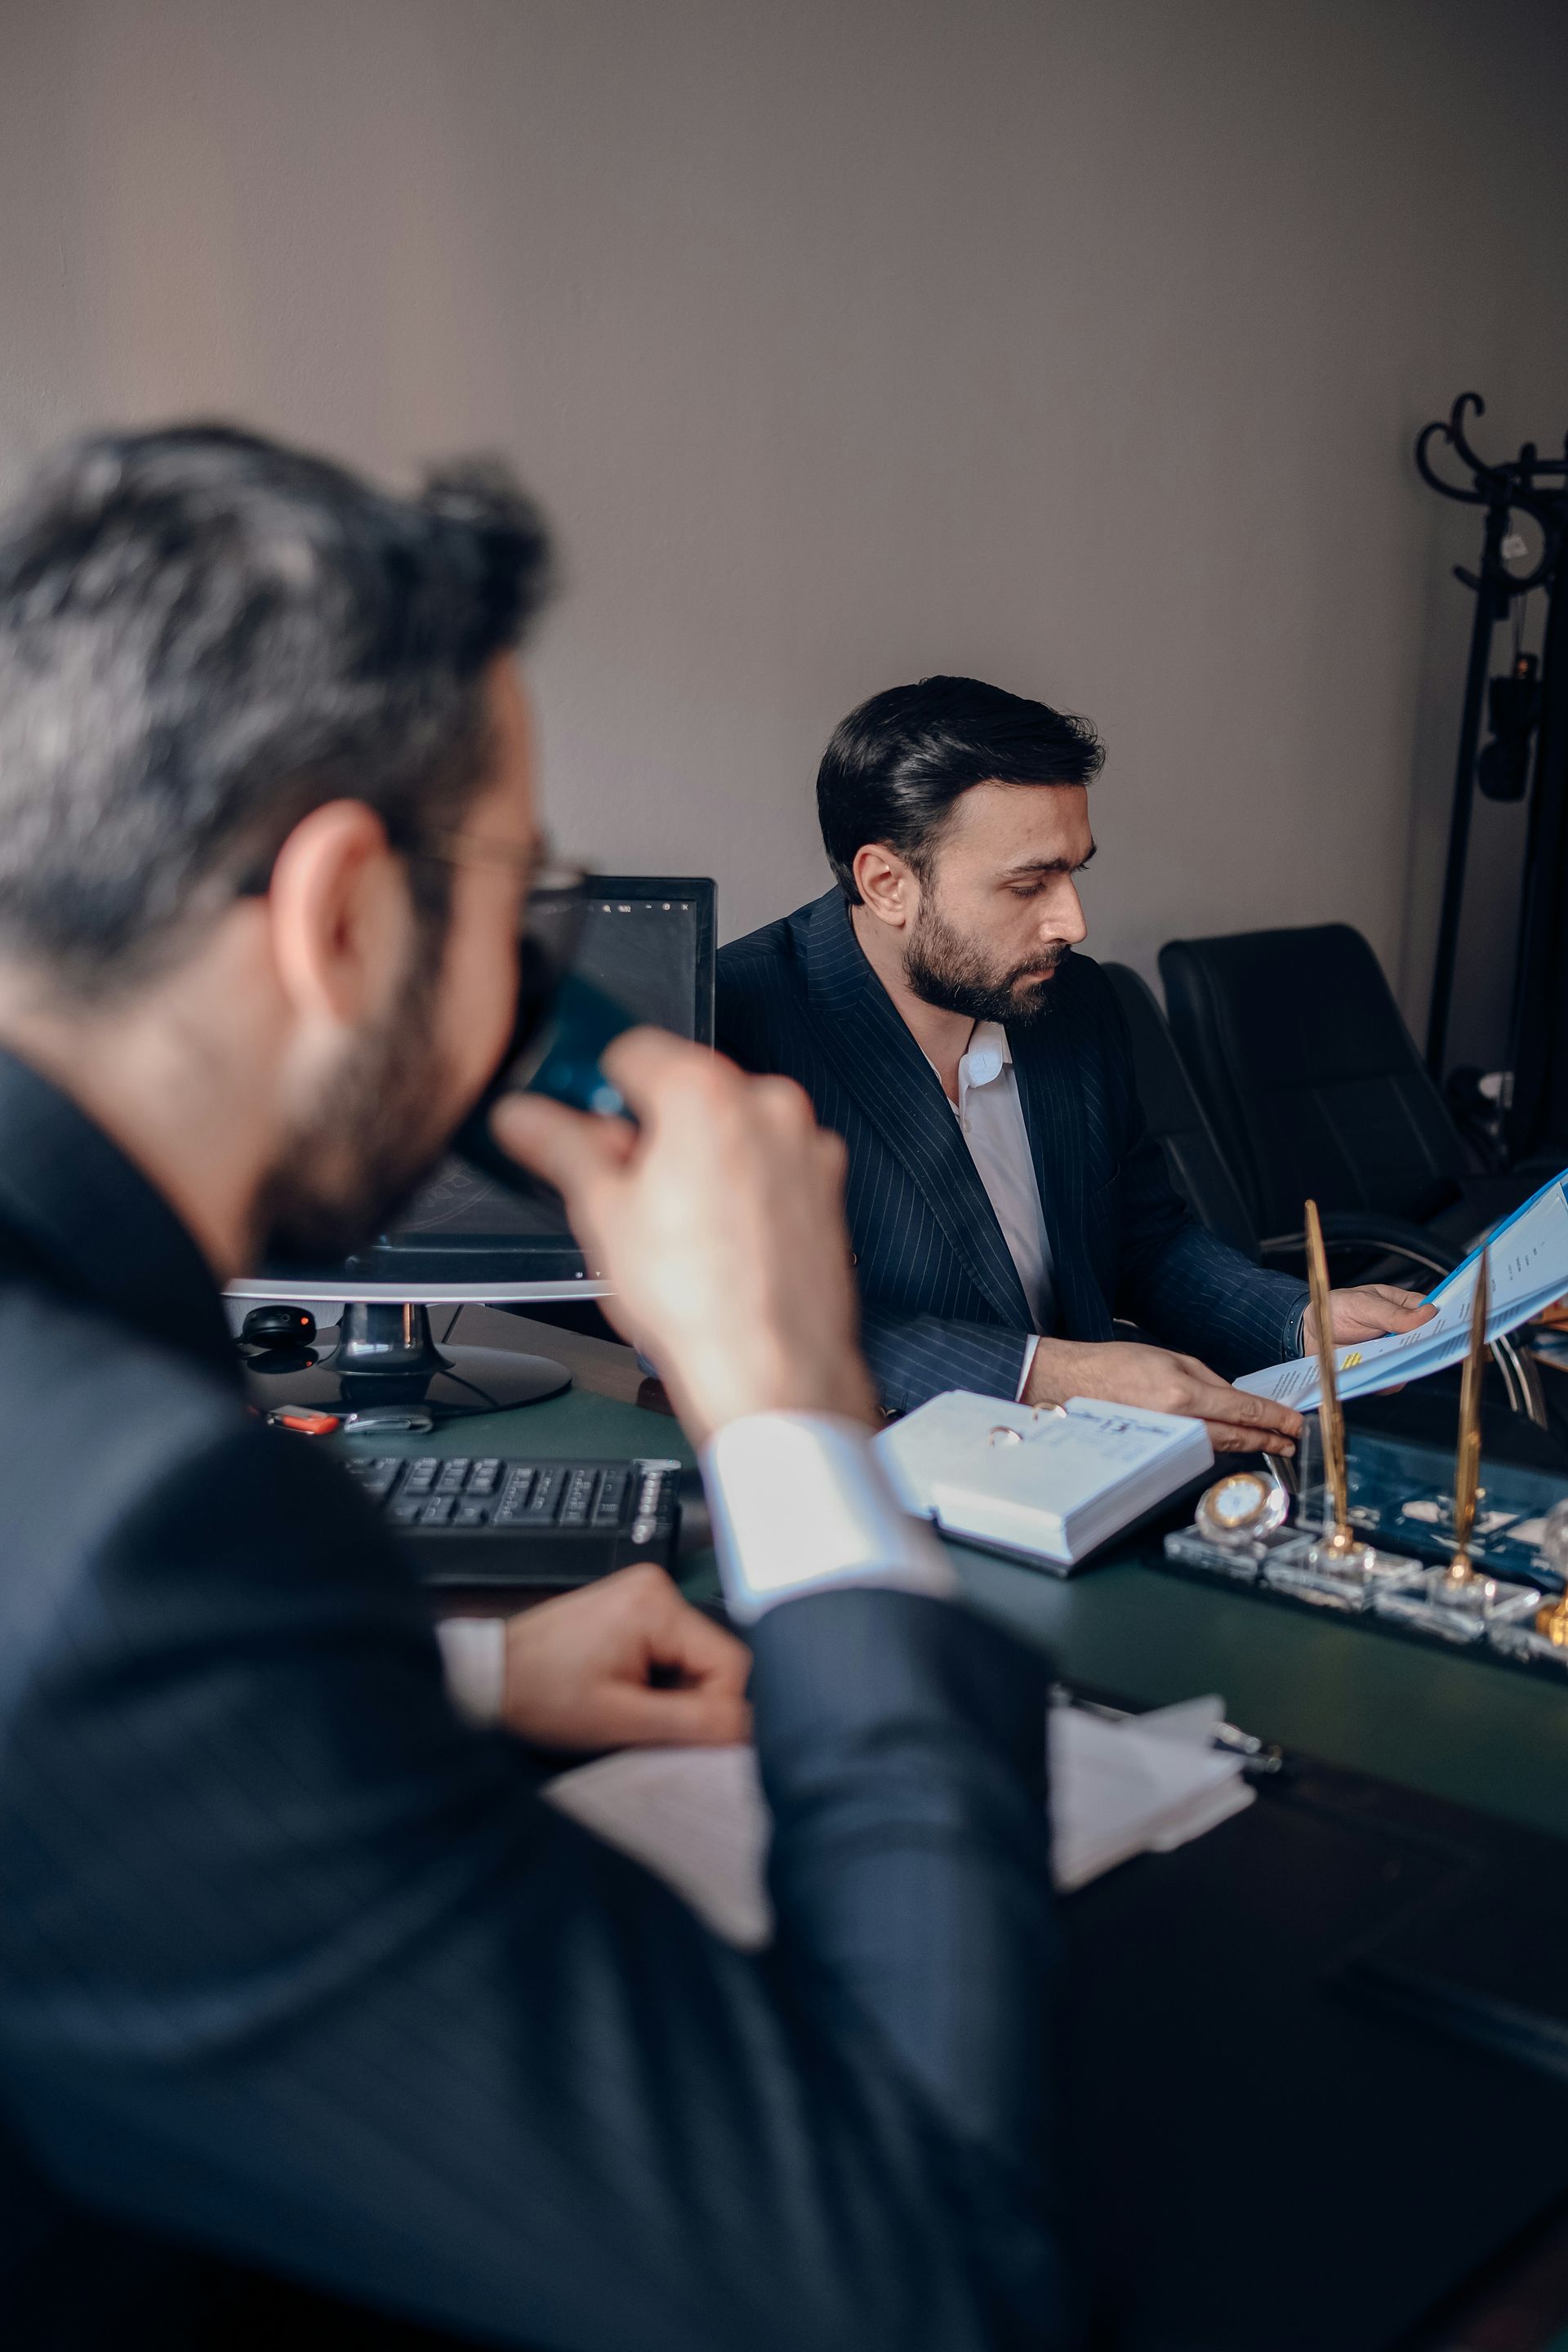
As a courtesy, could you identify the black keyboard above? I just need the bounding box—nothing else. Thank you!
[342,1453,685,1586]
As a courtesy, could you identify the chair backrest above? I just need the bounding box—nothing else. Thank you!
[1158,924,1468,1241]
[1100,962,1260,1260]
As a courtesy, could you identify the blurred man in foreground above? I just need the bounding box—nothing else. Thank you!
[0,430,1071,2349]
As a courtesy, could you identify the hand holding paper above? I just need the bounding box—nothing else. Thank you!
[1300,1282,1436,1354]
[1238,1171,1568,1413]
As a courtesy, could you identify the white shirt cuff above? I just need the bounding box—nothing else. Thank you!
[702,1412,957,1624]
[436,1615,507,1723]
[1016,1334,1040,1401]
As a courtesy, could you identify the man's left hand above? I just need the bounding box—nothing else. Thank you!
[1302,1283,1437,1353]
[501,1562,752,1752]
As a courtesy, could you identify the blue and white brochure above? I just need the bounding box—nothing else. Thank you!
[1236,1169,1568,1413]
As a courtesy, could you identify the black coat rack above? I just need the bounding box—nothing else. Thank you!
[1416,393,1568,1160]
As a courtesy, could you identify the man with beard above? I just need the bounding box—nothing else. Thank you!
[717,675,1432,1438]
[0,437,1070,2349]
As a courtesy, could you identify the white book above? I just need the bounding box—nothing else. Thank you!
[876,1388,1213,1570]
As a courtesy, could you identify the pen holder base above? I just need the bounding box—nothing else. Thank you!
[1488,1618,1568,1674]
[1162,1526,1295,1585]
[1259,1532,1423,1614]
[1372,1566,1541,1645]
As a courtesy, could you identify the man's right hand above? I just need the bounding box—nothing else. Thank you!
[489,1030,878,1449]
[1024,1335,1303,1456]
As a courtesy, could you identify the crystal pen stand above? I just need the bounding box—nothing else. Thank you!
[1490,1615,1568,1674]
[1373,1566,1542,1646]
[1259,1530,1423,1614]
[1164,1457,1427,1611]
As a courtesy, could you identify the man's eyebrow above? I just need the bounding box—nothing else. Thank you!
[1000,843,1098,877]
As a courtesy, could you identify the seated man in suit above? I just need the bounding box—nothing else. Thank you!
[0,434,1069,2348]
[719,675,1432,1437]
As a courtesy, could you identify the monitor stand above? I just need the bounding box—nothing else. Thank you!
[240,1301,571,1422]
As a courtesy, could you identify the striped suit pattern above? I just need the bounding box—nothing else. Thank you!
[0,1045,1071,2350]
[717,890,1307,1414]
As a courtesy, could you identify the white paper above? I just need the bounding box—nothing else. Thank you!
[546,1744,775,1948]
[544,1699,1254,1950]
[1236,1169,1568,1411]
[1046,1699,1253,1891]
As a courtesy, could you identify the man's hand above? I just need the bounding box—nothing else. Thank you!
[491,1030,877,1446]
[1023,1335,1303,1455]
[1301,1284,1436,1353]
[501,1563,752,1751]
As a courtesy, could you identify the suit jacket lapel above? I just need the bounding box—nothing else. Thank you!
[801,893,1031,1329]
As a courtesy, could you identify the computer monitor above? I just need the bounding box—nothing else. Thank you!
[229,877,715,1419]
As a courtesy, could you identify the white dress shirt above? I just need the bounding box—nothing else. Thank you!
[438,1415,955,1717]
[933,1020,1054,1397]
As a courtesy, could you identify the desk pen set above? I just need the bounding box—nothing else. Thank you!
[1165,1204,1568,1677]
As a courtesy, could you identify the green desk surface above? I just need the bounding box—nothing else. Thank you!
[355,1381,1568,1850]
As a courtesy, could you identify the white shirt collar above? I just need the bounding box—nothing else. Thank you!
[959,1020,1012,1089]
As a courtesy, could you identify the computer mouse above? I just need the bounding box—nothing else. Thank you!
[240,1303,318,1348]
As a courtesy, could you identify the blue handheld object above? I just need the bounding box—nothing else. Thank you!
[524,973,634,1116]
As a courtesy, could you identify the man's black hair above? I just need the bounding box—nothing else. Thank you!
[0,422,553,992]
[816,674,1103,902]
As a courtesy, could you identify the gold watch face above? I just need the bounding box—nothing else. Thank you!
[1196,1471,1288,1544]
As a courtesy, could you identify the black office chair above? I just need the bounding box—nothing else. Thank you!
[1157,924,1535,1258]
[1101,961,1260,1259]
[1102,960,1546,1426]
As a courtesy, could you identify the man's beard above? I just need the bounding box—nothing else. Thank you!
[902,897,1067,1027]
[256,953,457,1265]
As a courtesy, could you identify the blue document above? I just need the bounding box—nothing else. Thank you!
[1237,1169,1568,1412]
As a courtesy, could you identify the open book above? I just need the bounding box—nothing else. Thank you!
[545,1697,1254,1950]
[875,1389,1214,1570]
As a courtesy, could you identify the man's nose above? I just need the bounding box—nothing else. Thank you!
[1045,880,1089,946]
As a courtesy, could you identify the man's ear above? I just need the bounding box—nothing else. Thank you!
[266,800,410,1024]
[851,842,919,930]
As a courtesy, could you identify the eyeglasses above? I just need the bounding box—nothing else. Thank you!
[412,833,595,1086]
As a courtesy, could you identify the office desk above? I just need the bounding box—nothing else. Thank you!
[412,1311,1568,1849]
[357,1315,1568,2351]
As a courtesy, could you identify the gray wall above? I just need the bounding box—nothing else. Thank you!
[3,0,1566,1055]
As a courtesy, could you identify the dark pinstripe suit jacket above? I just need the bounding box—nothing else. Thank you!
[0,1049,1071,2352]
[718,892,1307,1414]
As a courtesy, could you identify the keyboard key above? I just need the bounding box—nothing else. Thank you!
[468,1460,501,1496]
[453,1501,489,1527]
[419,1496,457,1525]
[559,1468,600,1526]
[434,1459,472,1495]
[494,1466,564,1526]
[402,1458,440,1496]
[345,1458,402,1499]
[386,1497,424,1525]
[594,1470,629,1524]
[526,1468,565,1517]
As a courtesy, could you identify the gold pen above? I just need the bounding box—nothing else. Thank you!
[1443,1250,1491,1597]
[1303,1199,1356,1558]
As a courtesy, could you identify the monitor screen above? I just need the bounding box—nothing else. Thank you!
[244,877,714,1297]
